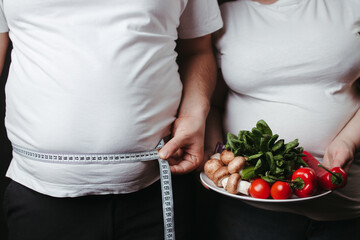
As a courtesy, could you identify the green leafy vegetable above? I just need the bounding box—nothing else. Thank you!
[224,119,307,183]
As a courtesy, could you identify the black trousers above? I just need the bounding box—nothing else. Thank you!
[197,189,360,240]
[3,174,197,240]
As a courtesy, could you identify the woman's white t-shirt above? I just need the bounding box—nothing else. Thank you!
[0,0,223,197]
[215,0,360,220]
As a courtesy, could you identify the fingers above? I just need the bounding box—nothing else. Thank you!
[169,157,200,174]
[321,152,333,169]
[323,145,354,173]
[158,133,204,174]
[332,150,349,168]
[333,150,353,172]
[165,149,202,174]
[159,137,182,160]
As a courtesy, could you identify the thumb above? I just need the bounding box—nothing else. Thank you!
[333,150,352,171]
[159,136,184,159]
[333,151,346,168]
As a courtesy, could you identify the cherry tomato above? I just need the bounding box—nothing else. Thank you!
[249,179,270,199]
[270,181,292,199]
[291,167,318,198]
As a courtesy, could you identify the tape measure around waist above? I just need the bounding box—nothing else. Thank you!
[12,140,175,240]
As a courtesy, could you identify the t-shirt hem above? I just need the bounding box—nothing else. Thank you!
[6,167,160,198]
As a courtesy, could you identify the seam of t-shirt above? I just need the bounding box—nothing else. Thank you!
[178,12,223,39]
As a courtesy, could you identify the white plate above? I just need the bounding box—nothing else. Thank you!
[200,172,332,203]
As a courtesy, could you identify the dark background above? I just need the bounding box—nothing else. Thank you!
[1,43,11,240]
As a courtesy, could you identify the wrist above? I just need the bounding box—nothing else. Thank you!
[177,99,210,121]
[334,137,357,152]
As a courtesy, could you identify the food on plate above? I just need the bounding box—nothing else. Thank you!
[249,179,270,199]
[222,173,251,195]
[203,119,334,200]
[204,158,224,181]
[239,166,256,180]
[224,120,306,183]
[212,166,230,187]
[302,151,347,190]
[228,156,246,174]
[205,162,252,195]
[291,167,318,198]
[270,181,292,200]
[220,149,235,165]
[319,166,347,190]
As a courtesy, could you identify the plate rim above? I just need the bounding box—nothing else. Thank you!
[200,172,332,203]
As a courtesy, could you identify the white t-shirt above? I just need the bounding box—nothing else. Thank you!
[215,0,360,220]
[0,0,223,197]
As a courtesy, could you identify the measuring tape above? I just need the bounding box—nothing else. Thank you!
[12,140,175,240]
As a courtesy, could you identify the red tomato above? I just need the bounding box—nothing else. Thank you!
[270,181,292,199]
[291,167,318,198]
[249,179,270,199]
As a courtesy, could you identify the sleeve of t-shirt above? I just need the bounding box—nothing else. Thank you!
[348,0,360,33]
[178,0,223,39]
[355,0,360,32]
[0,2,9,33]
